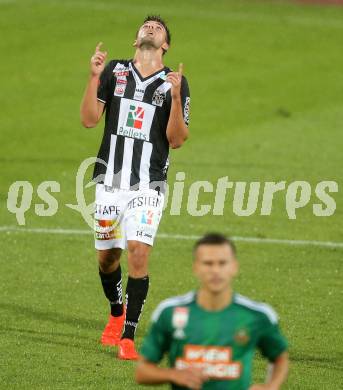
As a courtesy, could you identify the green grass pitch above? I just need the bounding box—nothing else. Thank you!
[1,0,343,389]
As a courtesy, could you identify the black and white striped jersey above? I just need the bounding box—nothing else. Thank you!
[93,59,190,193]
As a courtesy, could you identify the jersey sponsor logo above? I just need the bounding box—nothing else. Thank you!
[140,210,154,225]
[128,195,162,210]
[113,70,130,77]
[183,96,190,126]
[172,307,189,339]
[94,219,122,240]
[137,209,160,230]
[134,88,145,101]
[117,99,155,141]
[126,105,145,129]
[175,345,242,380]
[173,307,189,328]
[114,77,128,97]
[95,203,120,216]
[113,64,129,96]
[134,87,146,101]
[115,86,125,95]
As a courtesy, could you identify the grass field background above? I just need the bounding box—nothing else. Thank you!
[1,0,343,389]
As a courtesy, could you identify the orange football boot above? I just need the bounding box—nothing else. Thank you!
[100,310,125,346]
[118,338,139,360]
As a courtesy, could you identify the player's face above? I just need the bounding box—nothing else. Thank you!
[135,21,169,52]
[193,244,238,294]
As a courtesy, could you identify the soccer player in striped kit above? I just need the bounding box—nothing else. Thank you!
[80,15,190,360]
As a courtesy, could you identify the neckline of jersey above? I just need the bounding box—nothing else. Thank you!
[130,60,167,82]
[193,290,236,315]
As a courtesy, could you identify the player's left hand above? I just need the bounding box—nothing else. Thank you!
[166,63,183,99]
[249,384,279,390]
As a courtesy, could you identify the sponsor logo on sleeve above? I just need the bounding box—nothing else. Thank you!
[183,96,190,126]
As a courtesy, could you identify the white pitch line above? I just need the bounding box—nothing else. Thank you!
[0,225,342,249]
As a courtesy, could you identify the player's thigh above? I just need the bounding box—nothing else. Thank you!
[125,189,164,247]
[94,184,126,250]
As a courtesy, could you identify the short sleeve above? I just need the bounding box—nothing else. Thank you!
[180,76,190,127]
[140,307,170,363]
[97,61,113,104]
[257,315,288,362]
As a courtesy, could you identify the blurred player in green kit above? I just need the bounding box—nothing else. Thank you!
[135,233,289,390]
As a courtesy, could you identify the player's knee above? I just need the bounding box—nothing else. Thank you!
[128,243,149,273]
[97,248,121,273]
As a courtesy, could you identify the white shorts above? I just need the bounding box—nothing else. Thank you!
[94,184,164,250]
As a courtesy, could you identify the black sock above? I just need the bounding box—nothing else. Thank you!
[122,275,149,340]
[99,266,124,317]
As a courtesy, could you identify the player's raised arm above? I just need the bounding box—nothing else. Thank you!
[80,42,108,128]
[166,63,190,149]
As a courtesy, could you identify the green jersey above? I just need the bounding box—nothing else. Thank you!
[140,291,288,390]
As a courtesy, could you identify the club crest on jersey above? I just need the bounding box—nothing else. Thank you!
[152,89,166,107]
[172,307,189,339]
[234,329,250,345]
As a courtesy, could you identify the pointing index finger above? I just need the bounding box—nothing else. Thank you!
[95,42,103,52]
[178,62,183,75]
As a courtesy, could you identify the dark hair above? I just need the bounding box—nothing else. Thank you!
[139,15,171,55]
[193,233,236,256]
